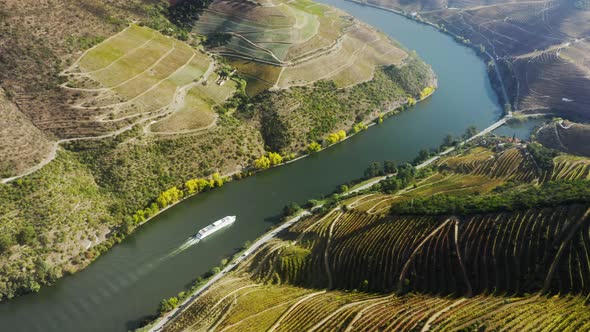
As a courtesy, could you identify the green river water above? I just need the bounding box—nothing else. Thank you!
[0,1,522,330]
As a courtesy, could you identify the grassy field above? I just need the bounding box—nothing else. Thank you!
[161,139,590,331]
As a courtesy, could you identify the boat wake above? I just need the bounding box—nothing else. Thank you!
[166,237,200,259]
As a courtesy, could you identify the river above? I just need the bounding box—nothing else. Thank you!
[0,1,503,331]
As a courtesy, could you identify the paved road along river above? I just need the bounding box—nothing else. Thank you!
[0,1,509,330]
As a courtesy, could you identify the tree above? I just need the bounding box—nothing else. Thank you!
[326,133,340,145]
[413,149,431,165]
[364,162,383,178]
[212,173,224,187]
[527,143,557,171]
[158,297,179,314]
[185,178,200,194]
[339,184,349,193]
[463,126,478,139]
[268,152,283,166]
[283,202,301,216]
[360,279,369,292]
[443,134,455,147]
[157,187,184,208]
[337,130,346,141]
[383,160,397,174]
[397,163,416,186]
[307,141,322,153]
[254,155,271,169]
[353,123,368,133]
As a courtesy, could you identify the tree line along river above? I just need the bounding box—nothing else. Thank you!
[0,0,529,330]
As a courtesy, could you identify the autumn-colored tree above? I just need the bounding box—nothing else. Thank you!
[308,141,322,153]
[327,133,340,145]
[254,155,271,169]
[420,86,435,99]
[212,173,224,187]
[157,187,184,208]
[354,122,368,133]
[185,179,200,194]
[268,152,283,166]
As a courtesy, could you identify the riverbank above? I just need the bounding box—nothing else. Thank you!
[347,0,510,110]
[146,105,496,331]
[0,0,501,328]
[16,69,437,303]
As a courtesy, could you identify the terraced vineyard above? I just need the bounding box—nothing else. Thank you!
[362,0,590,121]
[62,24,236,136]
[0,0,436,300]
[163,142,590,331]
[164,275,590,332]
[194,0,408,93]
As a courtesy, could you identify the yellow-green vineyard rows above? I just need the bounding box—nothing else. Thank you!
[62,24,236,135]
[162,145,590,331]
[164,276,590,331]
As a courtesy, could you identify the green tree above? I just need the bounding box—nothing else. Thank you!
[283,202,301,216]
[360,279,369,292]
[383,160,397,174]
[463,126,478,139]
[339,184,349,193]
[364,162,384,178]
[443,134,455,147]
[158,297,179,314]
[413,149,431,165]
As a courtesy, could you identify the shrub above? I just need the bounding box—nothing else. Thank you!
[158,296,179,314]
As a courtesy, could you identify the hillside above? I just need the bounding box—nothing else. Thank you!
[537,119,590,157]
[0,0,434,300]
[194,0,409,95]
[160,138,590,331]
[356,0,590,121]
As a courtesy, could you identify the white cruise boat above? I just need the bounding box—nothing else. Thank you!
[195,216,236,240]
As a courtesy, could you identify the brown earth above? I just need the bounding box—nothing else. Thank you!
[360,0,590,121]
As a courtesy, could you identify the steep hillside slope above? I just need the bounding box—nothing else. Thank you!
[194,0,409,94]
[0,0,433,300]
[161,140,590,331]
[537,120,590,157]
[357,0,590,121]
[0,88,53,178]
